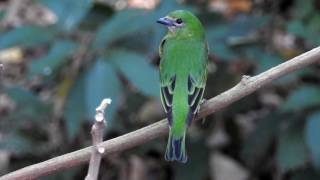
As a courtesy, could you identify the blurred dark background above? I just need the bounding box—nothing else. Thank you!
[1,0,320,179]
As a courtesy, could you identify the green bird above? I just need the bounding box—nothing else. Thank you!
[157,10,208,163]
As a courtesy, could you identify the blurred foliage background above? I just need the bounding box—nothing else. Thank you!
[0,0,320,179]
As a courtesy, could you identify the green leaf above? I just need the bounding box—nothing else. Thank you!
[207,25,237,60]
[305,111,320,170]
[275,69,311,84]
[282,86,320,111]
[287,20,320,45]
[293,0,314,19]
[276,121,308,173]
[175,140,209,180]
[207,16,269,61]
[0,134,34,154]
[39,0,92,31]
[241,113,283,167]
[29,40,77,76]
[64,74,86,139]
[93,9,151,48]
[244,48,282,73]
[64,60,122,139]
[287,20,306,38]
[109,51,159,97]
[307,14,320,34]
[93,0,191,50]
[0,26,56,49]
[290,169,320,180]
[0,10,5,21]
[207,25,237,61]
[5,87,50,122]
[84,59,122,121]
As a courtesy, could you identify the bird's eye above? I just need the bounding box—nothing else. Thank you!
[176,18,183,24]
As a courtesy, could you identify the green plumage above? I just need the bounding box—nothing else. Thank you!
[157,10,208,163]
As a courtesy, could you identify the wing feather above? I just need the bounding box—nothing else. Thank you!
[160,75,176,126]
[187,75,205,114]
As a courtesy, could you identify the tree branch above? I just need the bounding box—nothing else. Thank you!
[1,46,320,180]
[85,98,111,180]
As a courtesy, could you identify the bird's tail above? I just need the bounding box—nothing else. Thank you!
[165,129,187,163]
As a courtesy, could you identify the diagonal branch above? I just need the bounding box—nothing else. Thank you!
[1,46,320,180]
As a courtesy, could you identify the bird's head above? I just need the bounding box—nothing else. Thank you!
[157,10,205,39]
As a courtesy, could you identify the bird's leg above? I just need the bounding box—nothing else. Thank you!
[199,98,207,124]
[200,98,207,106]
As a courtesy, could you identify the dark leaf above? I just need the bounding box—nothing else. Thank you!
[244,48,282,73]
[281,86,320,111]
[290,169,320,180]
[292,0,314,19]
[93,9,151,48]
[5,87,50,122]
[64,74,86,140]
[64,60,122,139]
[241,113,283,167]
[276,121,308,173]
[175,140,209,180]
[39,0,92,31]
[0,134,34,154]
[29,40,77,77]
[305,111,320,170]
[207,16,269,61]
[287,20,320,45]
[0,26,56,49]
[84,59,122,122]
[109,51,159,97]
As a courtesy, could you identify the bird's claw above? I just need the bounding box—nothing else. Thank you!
[200,98,207,106]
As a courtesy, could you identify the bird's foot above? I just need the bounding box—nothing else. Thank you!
[200,98,207,106]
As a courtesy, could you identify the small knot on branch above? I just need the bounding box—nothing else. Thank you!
[94,113,104,123]
[97,146,105,154]
[240,75,251,85]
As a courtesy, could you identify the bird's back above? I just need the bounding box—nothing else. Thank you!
[160,37,207,132]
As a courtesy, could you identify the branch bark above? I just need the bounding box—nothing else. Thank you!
[85,98,111,180]
[1,46,320,180]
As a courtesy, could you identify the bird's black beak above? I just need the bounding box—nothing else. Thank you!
[157,17,175,27]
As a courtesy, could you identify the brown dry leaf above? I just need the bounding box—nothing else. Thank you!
[0,47,24,64]
[209,0,252,16]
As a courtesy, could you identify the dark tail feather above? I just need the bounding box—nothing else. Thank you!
[165,130,187,163]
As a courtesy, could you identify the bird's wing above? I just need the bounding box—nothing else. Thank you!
[187,73,206,115]
[187,41,208,118]
[159,36,176,125]
[160,74,176,126]
[159,37,166,58]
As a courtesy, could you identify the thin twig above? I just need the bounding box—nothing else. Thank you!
[1,46,320,180]
[85,98,111,180]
